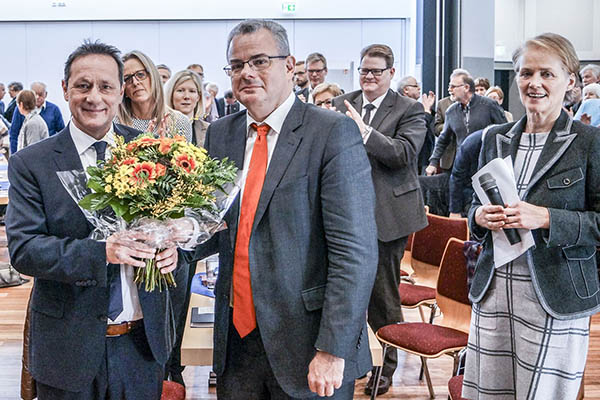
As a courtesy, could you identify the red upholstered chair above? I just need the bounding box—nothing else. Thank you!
[448,375,466,400]
[374,238,471,399]
[161,381,186,400]
[400,214,469,323]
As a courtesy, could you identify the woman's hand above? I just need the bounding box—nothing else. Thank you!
[503,201,550,230]
[475,204,507,231]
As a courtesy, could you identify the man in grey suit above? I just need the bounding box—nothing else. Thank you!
[186,19,378,399]
[332,44,428,395]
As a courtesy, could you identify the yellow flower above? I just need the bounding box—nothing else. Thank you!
[105,185,112,192]
[105,175,113,183]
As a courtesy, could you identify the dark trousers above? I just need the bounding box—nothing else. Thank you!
[419,171,450,216]
[367,236,408,378]
[165,259,196,381]
[218,322,355,399]
[36,323,163,400]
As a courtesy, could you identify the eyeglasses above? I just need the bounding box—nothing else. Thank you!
[358,67,390,76]
[294,71,306,76]
[405,84,420,89]
[224,54,289,77]
[315,99,333,107]
[124,69,149,85]
[307,68,326,75]
[448,83,464,90]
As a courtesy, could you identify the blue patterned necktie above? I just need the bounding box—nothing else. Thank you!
[92,141,123,320]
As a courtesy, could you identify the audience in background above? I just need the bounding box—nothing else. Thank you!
[474,77,490,96]
[4,81,23,122]
[485,86,513,122]
[583,82,600,100]
[187,63,205,79]
[293,60,309,93]
[448,128,484,218]
[156,63,172,84]
[580,63,600,86]
[312,82,342,109]
[9,81,65,155]
[15,90,48,152]
[116,50,192,141]
[296,52,328,103]
[215,89,240,117]
[204,82,219,122]
[164,69,209,146]
[397,75,436,174]
[564,76,583,115]
[0,83,5,115]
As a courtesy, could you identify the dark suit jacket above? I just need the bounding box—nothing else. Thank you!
[332,89,428,241]
[187,98,378,397]
[4,98,16,122]
[468,111,600,319]
[216,98,241,118]
[295,87,310,102]
[430,94,506,169]
[6,124,175,392]
[449,129,483,214]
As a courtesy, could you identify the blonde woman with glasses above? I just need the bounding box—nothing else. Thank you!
[116,50,192,141]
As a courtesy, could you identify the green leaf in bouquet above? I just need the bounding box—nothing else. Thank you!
[79,192,112,211]
[87,179,105,193]
[109,199,129,218]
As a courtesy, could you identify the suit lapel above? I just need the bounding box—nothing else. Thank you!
[496,116,525,161]
[522,112,575,198]
[251,100,304,231]
[351,91,363,115]
[225,116,249,249]
[53,125,85,172]
[369,89,394,131]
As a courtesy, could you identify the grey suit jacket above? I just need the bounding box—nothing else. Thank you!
[332,89,428,241]
[187,98,378,397]
[469,111,600,319]
[6,124,175,391]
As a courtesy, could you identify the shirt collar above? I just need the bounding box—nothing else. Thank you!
[246,91,296,137]
[361,90,388,110]
[37,101,47,112]
[69,119,116,157]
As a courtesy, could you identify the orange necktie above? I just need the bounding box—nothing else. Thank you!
[233,123,270,338]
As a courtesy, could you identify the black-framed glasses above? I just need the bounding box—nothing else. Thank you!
[224,54,289,77]
[358,67,390,76]
[307,68,326,75]
[315,99,333,107]
[124,69,148,85]
[405,84,420,89]
[448,83,464,90]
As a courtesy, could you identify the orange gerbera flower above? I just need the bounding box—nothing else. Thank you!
[122,157,136,165]
[126,142,138,152]
[158,138,173,154]
[155,163,167,177]
[138,137,159,147]
[131,162,156,184]
[175,154,196,173]
[173,135,186,142]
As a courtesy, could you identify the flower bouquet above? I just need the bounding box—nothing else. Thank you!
[58,133,238,292]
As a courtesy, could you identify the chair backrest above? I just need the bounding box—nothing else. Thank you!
[436,238,471,333]
[410,213,469,287]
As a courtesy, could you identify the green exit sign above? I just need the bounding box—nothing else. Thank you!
[282,2,296,13]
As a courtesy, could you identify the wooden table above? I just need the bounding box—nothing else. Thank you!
[181,293,382,367]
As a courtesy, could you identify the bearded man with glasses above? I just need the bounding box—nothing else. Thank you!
[332,43,428,396]
[185,19,378,399]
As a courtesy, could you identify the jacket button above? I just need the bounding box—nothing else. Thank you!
[98,315,108,322]
[563,178,571,185]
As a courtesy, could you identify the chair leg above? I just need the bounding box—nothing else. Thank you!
[428,303,438,324]
[452,352,460,376]
[418,305,427,322]
[421,356,435,399]
[371,344,387,400]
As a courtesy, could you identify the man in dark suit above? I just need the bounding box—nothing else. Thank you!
[185,19,378,399]
[332,44,428,395]
[6,40,178,399]
[0,83,5,115]
[295,52,328,103]
[4,81,23,122]
[216,89,241,117]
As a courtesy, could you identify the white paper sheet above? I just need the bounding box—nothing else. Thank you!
[472,157,535,267]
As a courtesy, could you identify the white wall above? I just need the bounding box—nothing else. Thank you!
[495,0,600,62]
[4,0,415,21]
[0,18,413,121]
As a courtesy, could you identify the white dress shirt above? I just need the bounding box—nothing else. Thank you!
[238,91,296,206]
[69,120,143,324]
[360,92,387,143]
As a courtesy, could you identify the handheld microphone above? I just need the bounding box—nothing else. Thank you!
[478,172,521,245]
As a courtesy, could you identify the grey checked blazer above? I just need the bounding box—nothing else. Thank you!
[469,111,600,319]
